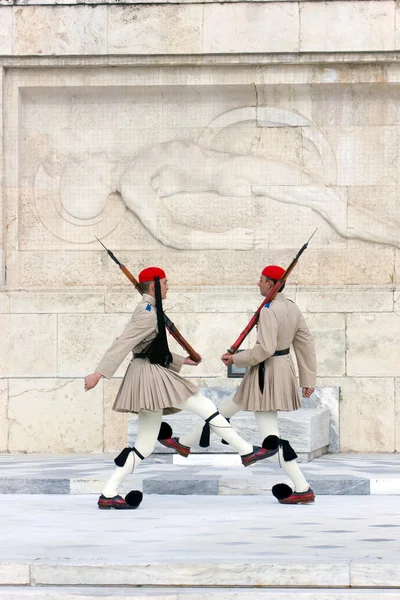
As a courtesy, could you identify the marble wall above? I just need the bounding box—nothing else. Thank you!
[1,1,400,453]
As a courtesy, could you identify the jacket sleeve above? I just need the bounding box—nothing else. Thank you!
[96,307,156,379]
[233,308,278,368]
[169,353,185,373]
[292,313,316,388]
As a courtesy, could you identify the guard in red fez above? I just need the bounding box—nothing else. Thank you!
[85,266,280,509]
[161,265,317,505]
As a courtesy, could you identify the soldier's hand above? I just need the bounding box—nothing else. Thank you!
[84,372,102,391]
[184,356,202,366]
[302,387,315,398]
[221,353,234,366]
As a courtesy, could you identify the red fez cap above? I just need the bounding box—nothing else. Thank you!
[138,267,166,283]
[262,265,285,280]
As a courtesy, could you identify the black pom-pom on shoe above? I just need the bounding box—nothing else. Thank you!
[158,421,173,441]
[125,490,143,508]
[262,435,280,451]
[272,483,292,500]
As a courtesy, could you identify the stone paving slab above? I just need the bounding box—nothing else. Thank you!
[0,495,400,589]
[2,590,400,600]
[1,453,400,495]
[2,590,400,599]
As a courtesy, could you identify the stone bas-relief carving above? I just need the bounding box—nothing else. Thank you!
[33,104,400,250]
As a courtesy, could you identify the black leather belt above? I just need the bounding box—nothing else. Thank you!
[259,348,290,393]
[272,348,290,356]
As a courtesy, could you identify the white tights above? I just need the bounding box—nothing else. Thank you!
[180,396,310,494]
[102,392,253,498]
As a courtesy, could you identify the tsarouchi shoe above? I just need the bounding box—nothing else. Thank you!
[97,491,143,510]
[272,483,315,505]
[241,444,279,467]
[158,436,191,458]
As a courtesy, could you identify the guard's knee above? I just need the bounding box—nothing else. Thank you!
[263,435,298,462]
[135,440,156,459]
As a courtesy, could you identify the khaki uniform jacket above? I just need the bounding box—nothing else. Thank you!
[232,293,316,412]
[96,294,197,414]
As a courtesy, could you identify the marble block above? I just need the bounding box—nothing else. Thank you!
[0,564,30,585]
[108,5,202,55]
[8,379,103,453]
[0,7,12,55]
[300,1,395,52]
[0,314,57,377]
[31,562,349,587]
[351,562,400,588]
[347,313,400,377]
[303,386,339,453]
[203,2,299,53]
[13,6,107,55]
[0,379,7,452]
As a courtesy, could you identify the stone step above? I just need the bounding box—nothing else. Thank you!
[1,561,400,590]
[1,453,400,496]
[1,587,400,599]
[0,469,374,495]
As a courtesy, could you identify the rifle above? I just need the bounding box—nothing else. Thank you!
[95,237,201,363]
[227,229,317,355]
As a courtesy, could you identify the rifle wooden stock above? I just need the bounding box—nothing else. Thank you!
[227,230,317,355]
[95,238,201,363]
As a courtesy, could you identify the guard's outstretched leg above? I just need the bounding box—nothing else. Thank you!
[178,392,279,466]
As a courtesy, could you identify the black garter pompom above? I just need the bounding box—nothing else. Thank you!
[262,435,280,451]
[158,421,173,441]
[199,423,210,448]
[272,483,292,500]
[125,490,143,508]
[114,447,132,467]
[280,439,298,462]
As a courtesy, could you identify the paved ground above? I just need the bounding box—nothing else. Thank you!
[2,494,400,563]
[1,493,400,594]
[1,452,400,495]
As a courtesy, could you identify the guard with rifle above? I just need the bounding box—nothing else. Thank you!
[84,264,280,510]
[161,236,317,505]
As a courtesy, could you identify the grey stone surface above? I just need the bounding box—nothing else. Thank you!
[309,477,370,496]
[144,478,219,495]
[0,452,399,497]
[0,495,400,589]
[2,588,400,600]
[0,478,70,494]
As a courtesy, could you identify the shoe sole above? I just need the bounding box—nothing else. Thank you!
[242,448,279,467]
[98,506,139,510]
[279,498,315,505]
[98,501,142,510]
[159,439,190,458]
